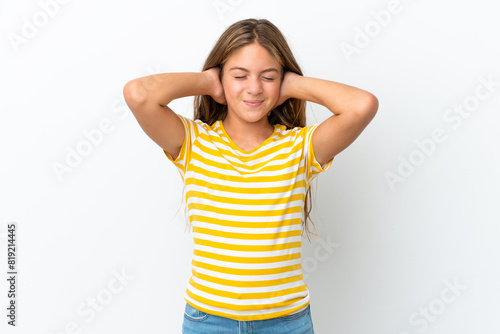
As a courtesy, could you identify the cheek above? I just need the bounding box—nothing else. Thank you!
[223,82,243,98]
[268,84,281,98]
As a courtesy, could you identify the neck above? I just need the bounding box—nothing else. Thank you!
[222,116,274,143]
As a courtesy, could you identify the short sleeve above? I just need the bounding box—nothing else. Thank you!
[303,123,334,183]
[162,114,198,179]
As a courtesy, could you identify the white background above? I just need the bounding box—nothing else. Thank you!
[1,0,499,333]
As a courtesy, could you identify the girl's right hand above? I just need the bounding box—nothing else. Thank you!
[204,67,227,105]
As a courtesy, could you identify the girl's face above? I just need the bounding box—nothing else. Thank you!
[221,43,282,126]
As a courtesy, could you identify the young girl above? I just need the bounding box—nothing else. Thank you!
[124,18,378,334]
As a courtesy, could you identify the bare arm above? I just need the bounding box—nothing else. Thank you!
[122,69,225,159]
[276,73,378,166]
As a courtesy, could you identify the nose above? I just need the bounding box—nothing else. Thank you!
[246,76,263,95]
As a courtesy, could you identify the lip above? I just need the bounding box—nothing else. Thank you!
[243,100,264,107]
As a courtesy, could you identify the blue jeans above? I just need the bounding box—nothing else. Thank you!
[182,302,315,334]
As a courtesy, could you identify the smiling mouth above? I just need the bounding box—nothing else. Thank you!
[244,100,264,107]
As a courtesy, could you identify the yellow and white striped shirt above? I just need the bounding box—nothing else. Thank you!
[163,114,334,321]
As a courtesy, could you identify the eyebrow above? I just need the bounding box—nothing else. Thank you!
[228,66,279,74]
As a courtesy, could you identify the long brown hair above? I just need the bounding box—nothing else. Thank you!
[193,18,318,242]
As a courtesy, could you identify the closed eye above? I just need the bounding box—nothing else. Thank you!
[234,76,276,81]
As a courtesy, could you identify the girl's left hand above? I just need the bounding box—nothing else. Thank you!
[273,71,301,109]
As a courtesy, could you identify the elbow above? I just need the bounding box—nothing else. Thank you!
[123,79,148,107]
[355,93,379,118]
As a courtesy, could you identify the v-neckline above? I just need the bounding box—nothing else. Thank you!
[218,121,277,154]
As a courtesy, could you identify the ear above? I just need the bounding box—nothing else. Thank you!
[219,64,224,78]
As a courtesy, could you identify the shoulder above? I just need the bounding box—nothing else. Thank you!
[275,123,318,139]
[175,114,211,138]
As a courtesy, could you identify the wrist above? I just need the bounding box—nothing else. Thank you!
[202,68,226,104]
[201,70,215,96]
[281,72,303,101]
